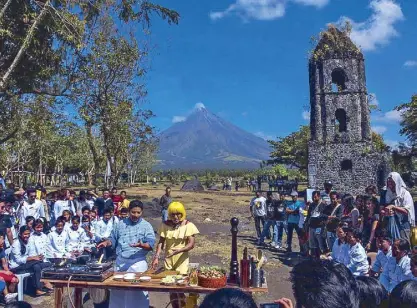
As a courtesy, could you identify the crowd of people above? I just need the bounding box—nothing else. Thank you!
[250,171,417,300]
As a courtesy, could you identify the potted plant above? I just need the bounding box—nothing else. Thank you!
[198,266,227,288]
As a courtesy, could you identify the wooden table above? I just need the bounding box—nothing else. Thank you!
[42,274,268,308]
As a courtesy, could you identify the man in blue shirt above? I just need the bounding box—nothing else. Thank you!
[285,191,303,253]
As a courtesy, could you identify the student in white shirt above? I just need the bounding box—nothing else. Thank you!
[53,189,76,220]
[95,209,117,241]
[28,219,48,261]
[370,232,392,277]
[330,224,349,266]
[89,210,100,231]
[47,218,69,258]
[379,239,412,292]
[345,228,369,277]
[25,216,35,234]
[9,226,52,296]
[18,189,45,227]
[66,216,88,254]
[249,191,267,243]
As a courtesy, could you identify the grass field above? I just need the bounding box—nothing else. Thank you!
[28,184,299,307]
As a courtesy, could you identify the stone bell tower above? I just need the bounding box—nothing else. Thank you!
[307,26,389,194]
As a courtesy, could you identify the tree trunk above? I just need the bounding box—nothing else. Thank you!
[85,123,100,185]
[0,0,51,91]
[0,0,13,22]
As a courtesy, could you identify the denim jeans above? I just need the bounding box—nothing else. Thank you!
[327,231,337,250]
[287,222,302,249]
[261,220,285,245]
[162,209,168,222]
[254,216,266,238]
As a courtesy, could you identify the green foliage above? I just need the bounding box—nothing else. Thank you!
[268,125,310,171]
[397,94,417,147]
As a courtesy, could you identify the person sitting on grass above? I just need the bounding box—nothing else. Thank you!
[345,228,369,277]
[379,239,412,293]
[0,232,18,303]
[369,230,392,278]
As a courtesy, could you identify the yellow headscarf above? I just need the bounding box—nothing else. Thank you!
[167,202,186,221]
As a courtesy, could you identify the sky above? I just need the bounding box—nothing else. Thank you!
[144,0,417,148]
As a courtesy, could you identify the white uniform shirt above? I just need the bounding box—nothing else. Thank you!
[372,247,392,273]
[95,217,117,240]
[347,242,369,276]
[66,227,88,252]
[47,230,69,258]
[331,239,349,265]
[19,200,45,227]
[380,255,412,292]
[28,232,48,260]
[9,240,28,269]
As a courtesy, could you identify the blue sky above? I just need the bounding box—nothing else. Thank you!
[145,0,417,148]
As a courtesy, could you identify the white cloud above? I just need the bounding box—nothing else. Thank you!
[210,0,329,21]
[404,60,417,68]
[373,109,404,123]
[172,116,186,123]
[195,102,206,110]
[255,131,274,141]
[302,111,310,121]
[336,0,404,51]
[372,125,387,134]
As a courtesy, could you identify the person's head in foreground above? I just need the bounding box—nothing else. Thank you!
[167,202,186,225]
[199,288,257,308]
[356,276,388,308]
[276,259,359,308]
[5,301,32,308]
[390,280,417,308]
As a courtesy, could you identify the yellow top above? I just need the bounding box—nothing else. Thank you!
[159,221,199,274]
[118,199,130,209]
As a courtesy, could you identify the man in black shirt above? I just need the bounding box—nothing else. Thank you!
[0,197,13,248]
[306,191,327,259]
[260,192,287,249]
[160,187,172,222]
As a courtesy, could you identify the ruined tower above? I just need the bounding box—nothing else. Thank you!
[307,26,389,194]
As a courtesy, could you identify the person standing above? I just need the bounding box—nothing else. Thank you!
[384,172,415,245]
[159,187,172,223]
[18,189,45,228]
[250,191,267,245]
[306,191,327,259]
[323,191,343,250]
[152,202,199,308]
[259,192,280,248]
[97,201,155,308]
[285,191,303,253]
[53,189,76,219]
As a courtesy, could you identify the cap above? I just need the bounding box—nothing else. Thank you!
[324,180,333,187]
[290,191,298,197]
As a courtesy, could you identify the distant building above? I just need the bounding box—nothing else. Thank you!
[307,25,390,194]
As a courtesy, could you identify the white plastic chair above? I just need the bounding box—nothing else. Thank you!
[15,272,31,301]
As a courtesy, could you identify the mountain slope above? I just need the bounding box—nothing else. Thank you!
[157,107,271,169]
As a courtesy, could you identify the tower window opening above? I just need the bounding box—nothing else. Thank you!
[335,108,347,132]
[331,68,347,92]
[341,159,352,171]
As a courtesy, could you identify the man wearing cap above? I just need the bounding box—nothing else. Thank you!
[286,191,304,253]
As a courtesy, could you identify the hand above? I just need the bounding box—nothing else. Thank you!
[96,241,108,249]
[166,248,181,259]
[151,257,159,270]
[365,243,371,251]
[39,254,44,260]
[129,241,143,248]
[84,247,92,253]
[275,298,294,308]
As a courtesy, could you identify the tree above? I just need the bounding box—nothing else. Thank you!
[397,94,417,148]
[268,125,310,171]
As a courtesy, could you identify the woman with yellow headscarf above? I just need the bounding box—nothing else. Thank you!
[152,201,199,308]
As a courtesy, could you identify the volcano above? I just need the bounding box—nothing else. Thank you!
[157,106,271,169]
